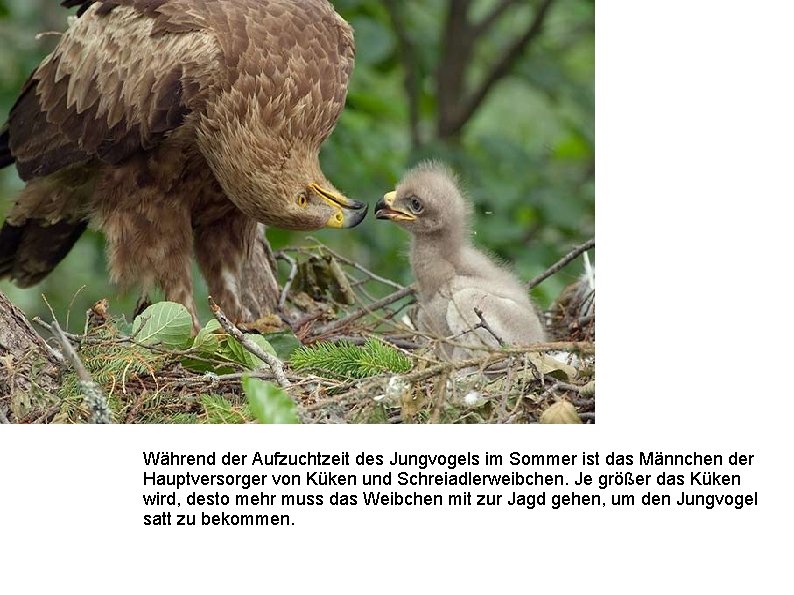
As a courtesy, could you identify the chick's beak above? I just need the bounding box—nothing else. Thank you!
[375,191,416,222]
[311,183,368,229]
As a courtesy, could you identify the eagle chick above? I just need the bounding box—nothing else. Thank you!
[376,162,545,359]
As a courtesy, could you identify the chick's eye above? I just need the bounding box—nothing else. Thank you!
[408,196,423,214]
[297,191,308,208]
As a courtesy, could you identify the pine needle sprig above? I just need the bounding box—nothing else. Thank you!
[290,338,412,379]
[357,337,412,377]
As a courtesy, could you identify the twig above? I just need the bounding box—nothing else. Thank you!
[31,318,68,363]
[50,319,111,424]
[330,335,423,351]
[397,341,592,386]
[447,0,558,138]
[169,371,276,386]
[313,285,416,336]
[539,380,583,401]
[33,317,80,340]
[208,296,292,388]
[473,306,506,346]
[279,242,405,291]
[528,238,595,289]
[472,0,518,38]
[308,241,405,290]
[65,284,87,331]
[276,253,298,310]
[31,404,61,424]
[571,397,594,409]
[0,406,10,424]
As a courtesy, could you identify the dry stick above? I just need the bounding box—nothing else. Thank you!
[309,241,405,290]
[34,316,81,341]
[50,319,112,424]
[31,404,61,424]
[168,371,326,388]
[36,317,246,372]
[282,241,405,290]
[314,285,416,336]
[473,307,506,346]
[208,297,292,389]
[539,380,584,401]
[334,335,422,351]
[349,341,593,394]
[30,317,70,364]
[528,238,595,289]
[169,371,276,387]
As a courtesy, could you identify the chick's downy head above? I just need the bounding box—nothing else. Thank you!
[375,161,471,236]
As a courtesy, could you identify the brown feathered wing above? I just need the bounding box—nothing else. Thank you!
[0,0,215,285]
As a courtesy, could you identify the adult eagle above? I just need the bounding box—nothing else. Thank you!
[0,0,363,326]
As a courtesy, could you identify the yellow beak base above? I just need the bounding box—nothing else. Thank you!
[311,183,368,229]
[375,191,416,221]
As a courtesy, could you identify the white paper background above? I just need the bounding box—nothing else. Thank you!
[2,1,793,593]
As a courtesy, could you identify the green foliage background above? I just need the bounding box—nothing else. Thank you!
[0,0,593,330]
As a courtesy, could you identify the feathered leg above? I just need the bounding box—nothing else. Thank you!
[98,197,198,329]
[194,215,278,324]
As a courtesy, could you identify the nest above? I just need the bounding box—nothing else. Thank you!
[3,240,595,425]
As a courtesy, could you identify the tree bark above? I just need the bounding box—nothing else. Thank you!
[437,0,557,142]
[437,0,475,142]
[0,290,62,422]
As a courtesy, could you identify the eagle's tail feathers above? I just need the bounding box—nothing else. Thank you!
[0,125,14,170]
[0,219,88,287]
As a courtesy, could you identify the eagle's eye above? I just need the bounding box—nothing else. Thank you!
[297,191,308,208]
[408,195,424,214]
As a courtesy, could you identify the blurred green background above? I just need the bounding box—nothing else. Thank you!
[0,0,593,331]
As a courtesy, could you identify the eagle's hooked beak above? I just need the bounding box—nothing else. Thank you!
[375,191,416,221]
[311,183,368,229]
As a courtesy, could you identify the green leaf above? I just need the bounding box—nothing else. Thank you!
[131,302,193,348]
[243,376,299,424]
[226,335,277,370]
[193,319,223,352]
[263,331,302,360]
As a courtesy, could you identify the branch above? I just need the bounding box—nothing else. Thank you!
[384,0,422,147]
[437,0,475,139]
[50,319,112,424]
[473,306,506,346]
[278,242,405,290]
[445,0,557,139]
[331,335,422,351]
[389,340,593,385]
[312,242,405,290]
[208,297,292,389]
[528,237,594,289]
[472,0,519,39]
[312,285,416,337]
